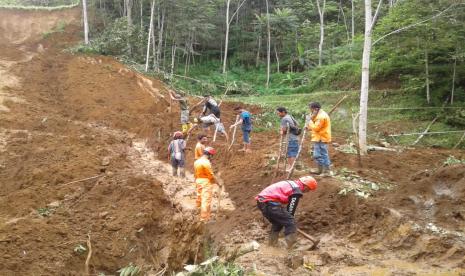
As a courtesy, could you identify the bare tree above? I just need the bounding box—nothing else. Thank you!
[82,0,89,44]
[358,0,382,155]
[351,0,355,43]
[222,0,247,74]
[265,0,271,88]
[145,0,155,72]
[315,0,326,66]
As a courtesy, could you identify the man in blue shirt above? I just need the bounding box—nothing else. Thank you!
[230,106,253,152]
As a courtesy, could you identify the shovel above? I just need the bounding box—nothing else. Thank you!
[297,228,320,250]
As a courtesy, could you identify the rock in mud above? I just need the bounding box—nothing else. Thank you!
[101,156,111,166]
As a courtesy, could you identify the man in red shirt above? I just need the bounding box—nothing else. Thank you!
[256,176,317,248]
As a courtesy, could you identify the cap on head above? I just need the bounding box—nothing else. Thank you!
[204,146,216,156]
[299,175,317,190]
[309,102,321,109]
[173,131,183,138]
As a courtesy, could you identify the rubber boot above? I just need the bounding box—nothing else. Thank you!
[180,168,186,178]
[310,165,323,175]
[321,166,333,177]
[269,231,279,247]
[285,233,297,249]
[172,166,178,177]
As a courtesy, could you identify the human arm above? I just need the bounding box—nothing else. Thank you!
[286,194,302,216]
[308,117,326,133]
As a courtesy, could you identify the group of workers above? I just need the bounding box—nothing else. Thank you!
[167,90,333,248]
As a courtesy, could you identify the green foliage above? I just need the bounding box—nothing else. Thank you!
[37,207,51,217]
[189,260,244,276]
[117,263,141,276]
[73,244,87,254]
[443,156,465,166]
[0,0,78,9]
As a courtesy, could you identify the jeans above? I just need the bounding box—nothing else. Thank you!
[313,142,331,167]
[287,139,299,158]
[257,202,296,235]
[242,129,251,143]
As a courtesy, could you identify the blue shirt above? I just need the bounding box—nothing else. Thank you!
[241,111,252,131]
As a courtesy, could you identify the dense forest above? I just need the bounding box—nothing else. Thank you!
[69,0,464,104]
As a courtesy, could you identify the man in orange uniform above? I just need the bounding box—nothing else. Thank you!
[194,134,208,160]
[306,102,332,176]
[194,146,218,222]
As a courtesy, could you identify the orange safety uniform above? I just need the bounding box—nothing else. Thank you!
[307,109,331,143]
[194,155,215,221]
[194,142,205,160]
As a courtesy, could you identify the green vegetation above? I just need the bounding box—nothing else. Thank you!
[37,207,51,217]
[0,0,78,10]
[228,90,465,148]
[117,263,141,276]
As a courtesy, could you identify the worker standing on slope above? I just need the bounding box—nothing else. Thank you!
[194,147,219,222]
[168,90,193,135]
[191,95,224,136]
[306,102,332,176]
[276,107,301,171]
[256,176,317,248]
[168,131,186,178]
[194,134,209,160]
[230,106,253,152]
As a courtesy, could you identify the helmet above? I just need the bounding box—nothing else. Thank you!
[299,176,317,190]
[203,146,216,156]
[173,131,183,138]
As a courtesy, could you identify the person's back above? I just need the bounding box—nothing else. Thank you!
[256,180,301,204]
[310,109,331,143]
[169,139,186,160]
[281,114,299,141]
[194,156,213,181]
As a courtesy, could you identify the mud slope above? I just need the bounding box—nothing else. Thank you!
[1,6,465,276]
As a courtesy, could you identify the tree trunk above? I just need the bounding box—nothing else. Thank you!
[82,0,89,44]
[351,0,355,43]
[156,7,165,72]
[358,0,373,155]
[222,0,231,74]
[126,0,133,26]
[145,0,155,72]
[256,35,261,67]
[316,0,326,67]
[140,0,143,29]
[424,46,430,104]
[274,44,280,73]
[265,0,271,88]
[340,0,350,43]
[451,57,457,104]
[171,43,176,78]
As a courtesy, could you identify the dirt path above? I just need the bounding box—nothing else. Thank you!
[1,6,465,276]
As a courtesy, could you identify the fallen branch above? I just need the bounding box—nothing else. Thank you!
[367,145,398,152]
[60,175,104,186]
[85,234,92,276]
[453,131,465,149]
[328,94,348,115]
[228,115,240,151]
[389,130,465,137]
[411,116,438,145]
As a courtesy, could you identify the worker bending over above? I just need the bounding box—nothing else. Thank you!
[230,106,253,152]
[188,115,229,142]
[306,102,332,176]
[194,147,219,222]
[256,176,317,248]
[168,131,186,177]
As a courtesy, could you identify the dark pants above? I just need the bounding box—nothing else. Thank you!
[257,202,296,236]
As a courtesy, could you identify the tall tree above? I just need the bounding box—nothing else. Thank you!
[315,0,326,66]
[145,0,155,72]
[82,0,89,44]
[358,0,382,155]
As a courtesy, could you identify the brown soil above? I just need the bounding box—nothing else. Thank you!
[1,7,465,276]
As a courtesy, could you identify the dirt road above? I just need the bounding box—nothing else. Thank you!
[1,7,464,276]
